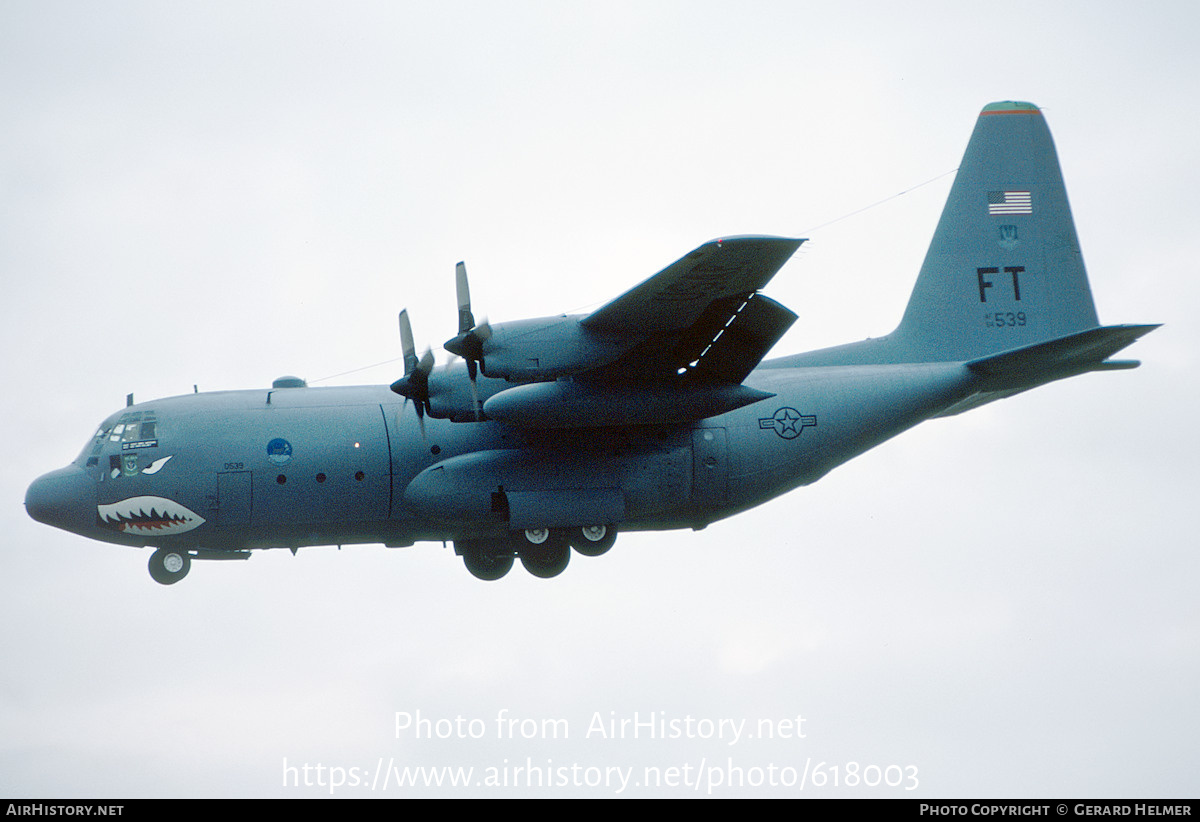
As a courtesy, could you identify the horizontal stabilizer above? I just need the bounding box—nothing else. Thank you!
[966,324,1159,391]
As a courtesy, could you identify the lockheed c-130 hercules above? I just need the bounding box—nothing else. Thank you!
[26,101,1156,584]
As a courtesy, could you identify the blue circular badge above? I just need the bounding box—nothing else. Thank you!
[267,438,293,466]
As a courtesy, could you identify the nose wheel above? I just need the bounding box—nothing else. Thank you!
[148,548,191,585]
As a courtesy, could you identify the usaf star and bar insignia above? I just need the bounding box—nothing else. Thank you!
[759,407,817,440]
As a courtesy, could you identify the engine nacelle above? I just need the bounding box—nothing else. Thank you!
[483,380,773,428]
[479,316,628,381]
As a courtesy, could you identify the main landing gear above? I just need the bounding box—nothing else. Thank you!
[455,526,617,581]
[458,539,515,581]
[568,524,616,557]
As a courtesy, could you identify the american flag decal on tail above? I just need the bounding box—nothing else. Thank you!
[988,190,1032,215]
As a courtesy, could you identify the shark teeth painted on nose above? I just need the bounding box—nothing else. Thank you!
[97,496,205,536]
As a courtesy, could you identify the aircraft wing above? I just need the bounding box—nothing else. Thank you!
[581,235,803,335]
[457,235,806,425]
[576,236,803,385]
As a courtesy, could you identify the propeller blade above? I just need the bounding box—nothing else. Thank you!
[456,261,474,334]
[417,347,434,376]
[399,310,418,376]
[391,310,434,425]
[467,365,481,420]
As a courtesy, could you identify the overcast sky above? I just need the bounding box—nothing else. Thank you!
[2,0,1196,798]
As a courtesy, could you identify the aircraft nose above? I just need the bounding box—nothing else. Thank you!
[25,466,97,534]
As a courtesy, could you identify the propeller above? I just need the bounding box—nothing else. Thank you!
[444,261,492,384]
[390,263,492,427]
[389,309,435,434]
[442,261,493,419]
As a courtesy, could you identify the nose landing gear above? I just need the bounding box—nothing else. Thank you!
[148,548,191,585]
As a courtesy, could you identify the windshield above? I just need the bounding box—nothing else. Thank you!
[76,409,161,466]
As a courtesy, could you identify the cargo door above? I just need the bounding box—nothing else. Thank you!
[216,471,252,527]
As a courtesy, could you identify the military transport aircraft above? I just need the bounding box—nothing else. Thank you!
[26,101,1156,584]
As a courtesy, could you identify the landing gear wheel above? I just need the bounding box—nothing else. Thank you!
[569,524,617,557]
[517,529,570,578]
[148,548,191,585]
[458,539,514,581]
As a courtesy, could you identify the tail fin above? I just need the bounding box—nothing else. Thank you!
[892,101,1102,361]
[771,101,1155,376]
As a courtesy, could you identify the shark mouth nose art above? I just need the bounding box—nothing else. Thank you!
[97,496,205,536]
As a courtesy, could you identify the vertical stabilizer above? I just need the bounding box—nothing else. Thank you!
[891,101,1100,361]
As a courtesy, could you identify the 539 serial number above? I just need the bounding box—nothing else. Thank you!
[984,311,1028,328]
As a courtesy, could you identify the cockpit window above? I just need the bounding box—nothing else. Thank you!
[109,412,159,445]
[78,410,160,465]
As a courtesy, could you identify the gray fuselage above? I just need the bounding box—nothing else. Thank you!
[32,359,976,554]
